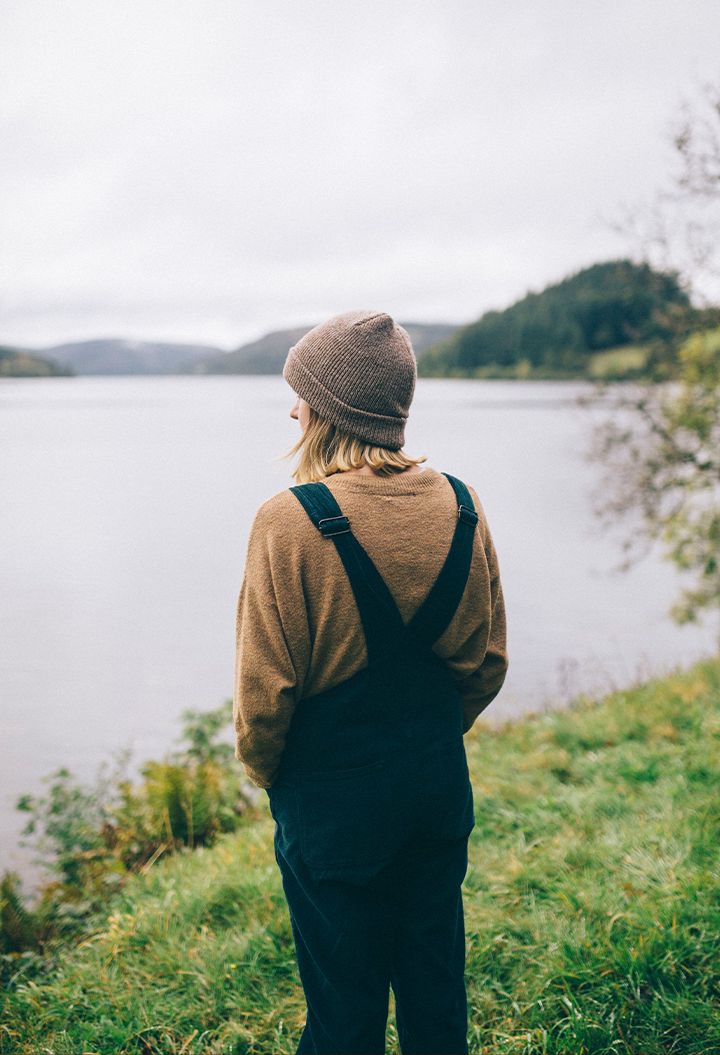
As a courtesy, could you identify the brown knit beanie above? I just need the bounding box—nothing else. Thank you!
[282,310,417,451]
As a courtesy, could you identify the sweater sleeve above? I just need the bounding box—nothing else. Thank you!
[440,485,509,733]
[458,519,509,732]
[233,502,309,789]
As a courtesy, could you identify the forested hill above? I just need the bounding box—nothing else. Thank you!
[419,259,696,380]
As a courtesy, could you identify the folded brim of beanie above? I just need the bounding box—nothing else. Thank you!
[283,347,407,450]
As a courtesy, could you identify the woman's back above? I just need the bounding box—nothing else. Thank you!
[234,464,507,790]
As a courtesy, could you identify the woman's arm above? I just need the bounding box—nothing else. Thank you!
[458,524,508,732]
[233,502,310,788]
[439,488,509,732]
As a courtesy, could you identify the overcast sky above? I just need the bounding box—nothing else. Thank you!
[2,0,719,350]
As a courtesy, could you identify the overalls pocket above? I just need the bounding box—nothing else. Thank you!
[295,759,395,876]
[429,738,477,842]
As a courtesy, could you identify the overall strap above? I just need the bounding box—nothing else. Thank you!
[405,472,479,650]
[289,472,479,658]
[289,481,406,663]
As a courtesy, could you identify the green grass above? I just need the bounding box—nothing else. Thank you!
[2,655,719,1054]
[587,344,649,379]
[417,345,652,381]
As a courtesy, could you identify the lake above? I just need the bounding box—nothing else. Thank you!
[1,375,717,892]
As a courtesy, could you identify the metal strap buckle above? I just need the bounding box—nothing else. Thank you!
[318,514,351,537]
[457,504,479,527]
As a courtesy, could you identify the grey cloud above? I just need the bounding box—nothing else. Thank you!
[1,0,719,347]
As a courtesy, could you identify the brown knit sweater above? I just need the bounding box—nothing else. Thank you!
[233,465,508,789]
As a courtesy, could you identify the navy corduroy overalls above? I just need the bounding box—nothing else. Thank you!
[266,472,478,1055]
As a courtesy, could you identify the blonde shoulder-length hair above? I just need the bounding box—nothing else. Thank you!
[281,403,427,484]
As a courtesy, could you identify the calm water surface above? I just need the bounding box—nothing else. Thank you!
[1,376,717,890]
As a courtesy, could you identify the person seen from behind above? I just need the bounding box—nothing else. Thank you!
[233,309,509,1054]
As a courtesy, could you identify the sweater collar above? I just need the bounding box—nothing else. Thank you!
[321,466,444,495]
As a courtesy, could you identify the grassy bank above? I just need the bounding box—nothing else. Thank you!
[416,343,651,380]
[2,655,719,1054]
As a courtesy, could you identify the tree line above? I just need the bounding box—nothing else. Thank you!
[419,258,712,380]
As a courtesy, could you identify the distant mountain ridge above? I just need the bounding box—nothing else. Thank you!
[35,339,221,375]
[6,261,701,382]
[189,326,315,375]
[189,321,460,375]
[6,324,460,376]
